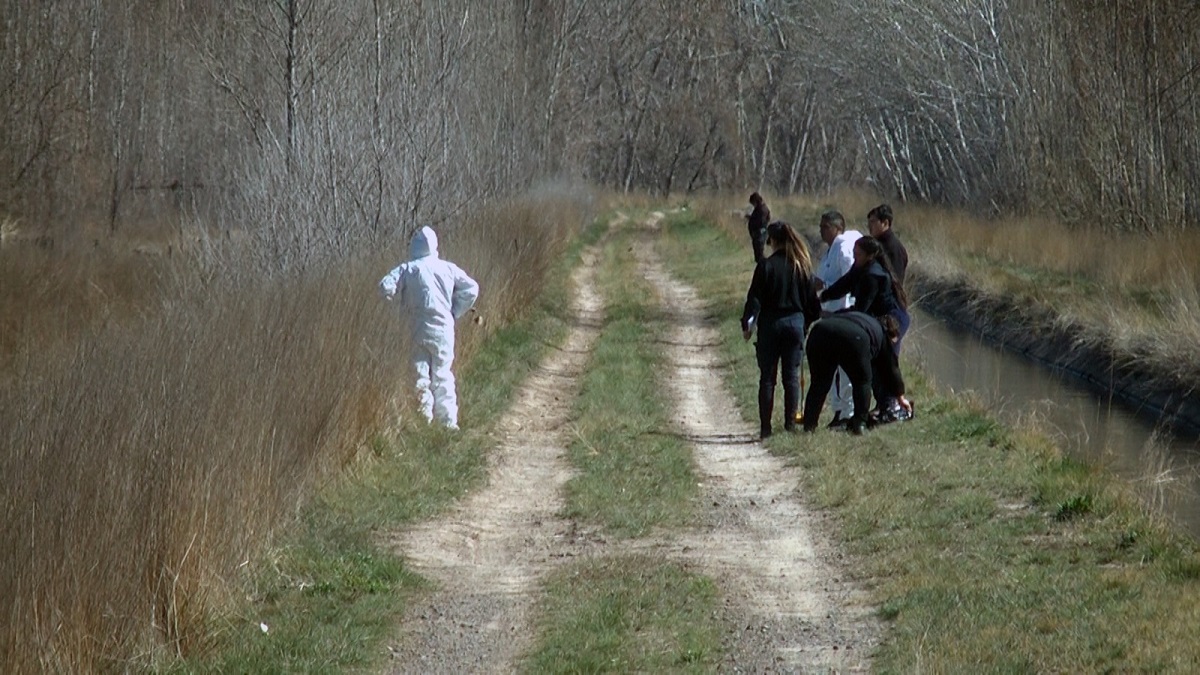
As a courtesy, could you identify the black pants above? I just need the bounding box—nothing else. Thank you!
[756,313,805,435]
[803,318,874,430]
[750,229,766,264]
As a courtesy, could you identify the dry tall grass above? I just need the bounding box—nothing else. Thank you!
[0,192,591,672]
[893,202,1200,376]
[690,189,1200,392]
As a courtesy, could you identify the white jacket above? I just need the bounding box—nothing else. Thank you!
[816,229,862,313]
[379,226,479,344]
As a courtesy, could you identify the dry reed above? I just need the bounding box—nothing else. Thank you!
[692,189,1200,405]
[0,192,591,672]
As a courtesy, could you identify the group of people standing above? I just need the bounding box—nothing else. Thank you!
[377,197,909,438]
[742,193,913,438]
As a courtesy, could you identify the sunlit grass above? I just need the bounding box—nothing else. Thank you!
[526,555,721,673]
[658,206,1200,673]
[562,220,699,538]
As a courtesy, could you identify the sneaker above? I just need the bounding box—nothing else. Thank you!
[880,406,901,424]
[827,414,850,430]
[887,401,915,423]
[848,421,867,436]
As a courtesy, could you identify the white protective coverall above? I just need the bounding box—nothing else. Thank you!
[816,228,863,419]
[379,226,479,429]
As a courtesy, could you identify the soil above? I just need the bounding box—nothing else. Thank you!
[382,214,880,673]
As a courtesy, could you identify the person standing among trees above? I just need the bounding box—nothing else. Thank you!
[746,192,771,264]
[379,225,480,431]
[802,312,912,436]
[741,221,822,439]
[867,203,908,286]
[814,210,863,428]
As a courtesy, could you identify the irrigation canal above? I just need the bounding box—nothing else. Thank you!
[908,308,1200,539]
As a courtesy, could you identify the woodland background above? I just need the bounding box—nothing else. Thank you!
[4,1,1200,670]
[4,0,1199,253]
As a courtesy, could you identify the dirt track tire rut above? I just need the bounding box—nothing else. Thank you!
[384,213,880,673]
[382,233,608,674]
[630,212,880,673]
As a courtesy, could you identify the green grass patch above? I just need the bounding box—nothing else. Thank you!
[524,555,721,673]
[164,219,604,674]
[562,224,698,537]
[658,206,1200,673]
[521,216,720,670]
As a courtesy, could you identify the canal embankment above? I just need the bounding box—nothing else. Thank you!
[912,273,1200,437]
[660,205,1200,672]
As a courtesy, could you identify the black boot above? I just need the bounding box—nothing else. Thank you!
[847,413,868,436]
[783,394,798,432]
[758,383,775,439]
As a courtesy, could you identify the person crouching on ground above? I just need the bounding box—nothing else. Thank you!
[819,236,911,419]
[802,312,912,435]
[741,221,822,439]
[814,210,863,429]
[379,225,480,430]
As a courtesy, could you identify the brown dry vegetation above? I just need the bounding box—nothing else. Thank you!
[893,202,1200,398]
[0,194,591,671]
[5,0,1200,670]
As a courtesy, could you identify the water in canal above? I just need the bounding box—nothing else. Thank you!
[906,309,1200,538]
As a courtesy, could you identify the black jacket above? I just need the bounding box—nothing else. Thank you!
[746,203,770,237]
[820,260,902,317]
[875,229,909,285]
[741,250,821,332]
[826,312,906,397]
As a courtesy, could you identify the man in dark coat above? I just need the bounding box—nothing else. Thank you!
[867,203,909,286]
[746,192,771,264]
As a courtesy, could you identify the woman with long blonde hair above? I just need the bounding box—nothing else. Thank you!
[741,221,822,438]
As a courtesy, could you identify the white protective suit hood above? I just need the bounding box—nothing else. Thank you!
[409,226,438,260]
[379,226,479,340]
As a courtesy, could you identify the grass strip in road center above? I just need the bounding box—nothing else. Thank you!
[561,221,698,538]
[524,555,721,673]
[658,205,1200,673]
[522,218,723,671]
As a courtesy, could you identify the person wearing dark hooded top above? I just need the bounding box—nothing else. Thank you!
[746,192,771,264]
[741,221,822,439]
[802,312,911,435]
[819,236,913,419]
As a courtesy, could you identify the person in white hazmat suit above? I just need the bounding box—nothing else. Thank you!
[814,210,863,428]
[379,226,479,430]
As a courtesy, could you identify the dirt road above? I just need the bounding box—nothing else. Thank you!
[384,214,879,673]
